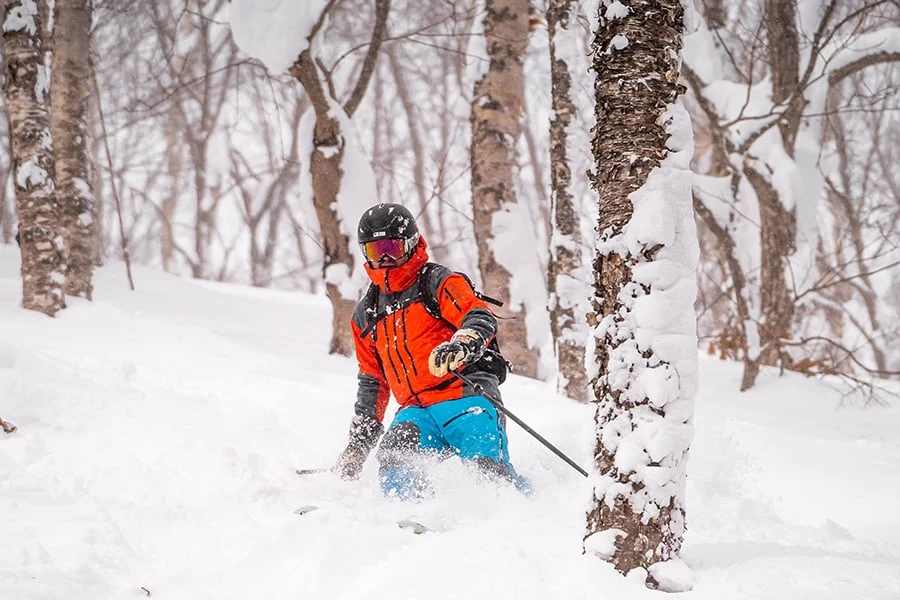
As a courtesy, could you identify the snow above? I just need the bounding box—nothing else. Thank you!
[584,528,626,559]
[15,157,49,190]
[610,35,629,51]
[605,1,630,21]
[2,246,899,599]
[228,0,329,73]
[649,557,695,593]
[2,0,38,35]
[35,64,49,105]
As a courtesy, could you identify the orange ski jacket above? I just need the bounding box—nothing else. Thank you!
[350,237,499,423]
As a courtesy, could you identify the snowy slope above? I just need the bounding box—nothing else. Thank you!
[1,245,898,600]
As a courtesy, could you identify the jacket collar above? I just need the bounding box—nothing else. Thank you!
[363,236,429,293]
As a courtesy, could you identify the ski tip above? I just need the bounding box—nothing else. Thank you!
[295,468,331,476]
[397,519,430,534]
[293,505,320,516]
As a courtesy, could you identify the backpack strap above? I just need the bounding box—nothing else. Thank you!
[357,263,447,339]
[357,283,382,340]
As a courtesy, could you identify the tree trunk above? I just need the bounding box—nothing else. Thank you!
[0,167,11,244]
[51,0,96,299]
[287,0,389,356]
[547,0,588,401]
[3,0,65,316]
[744,162,796,379]
[584,0,695,587]
[87,82,104,263]
[290,51,356,356]
[470,0,537,378]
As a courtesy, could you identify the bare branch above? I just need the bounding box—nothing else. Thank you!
[829,50,900,87]
[782,335,900,376]
[344,0,391,117]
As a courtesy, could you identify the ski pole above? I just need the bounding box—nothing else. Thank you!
[451,369,589,478]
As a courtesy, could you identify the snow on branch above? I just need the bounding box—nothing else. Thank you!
[828,27,900,86]
[229,0,331,73]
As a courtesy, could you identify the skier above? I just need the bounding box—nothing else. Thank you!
[334,203,529,499]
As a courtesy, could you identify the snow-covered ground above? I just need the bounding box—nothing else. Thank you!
[1,246,899,600]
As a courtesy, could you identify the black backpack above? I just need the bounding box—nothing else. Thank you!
[358,263,511,383]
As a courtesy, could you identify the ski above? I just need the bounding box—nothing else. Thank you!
[295,467,332,476]
[292,505,432,534]
[293,505,320,516]
[397,519,431,534]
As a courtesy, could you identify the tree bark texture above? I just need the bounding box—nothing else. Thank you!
[470,0,537,378]
[51,0,95,299]
[547,0,588,400]
[3,0,65,316]
[585,0,690,581]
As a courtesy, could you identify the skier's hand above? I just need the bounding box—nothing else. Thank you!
[428,329,484,377]
[335,415,383,480]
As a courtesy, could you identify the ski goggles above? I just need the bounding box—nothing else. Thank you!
[360,234,418,262]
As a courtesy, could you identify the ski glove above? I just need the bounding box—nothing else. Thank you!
[428,329,485,377]
[335,414,384,480]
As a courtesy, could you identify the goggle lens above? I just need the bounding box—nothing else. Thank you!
[362,238,409,262]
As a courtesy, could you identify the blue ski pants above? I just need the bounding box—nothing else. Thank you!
[376,396,527,498]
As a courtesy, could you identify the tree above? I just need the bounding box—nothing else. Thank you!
[546,0,589,400]
[583,0,697,589]
[685,0,900,390]
[51,0,96,299]
[2,0,65,316]
[470,0,539,377]
[283,0,389,355]
[147,0,237,280]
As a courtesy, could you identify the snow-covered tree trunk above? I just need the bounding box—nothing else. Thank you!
[470,0,538,378]
[290,52,358,356]
[547,0,588,400]
[583,0,697,590]
[51,0,96,299]
[287,0,389,356]
[2,0,65,316]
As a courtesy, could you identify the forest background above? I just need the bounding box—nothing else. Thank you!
[1,0,897,399]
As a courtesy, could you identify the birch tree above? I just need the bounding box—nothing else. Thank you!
[2,0,65,316]
[547,0,589,399]
[583,0,697,589]
[470,0,540,377]
[51,0,95,299]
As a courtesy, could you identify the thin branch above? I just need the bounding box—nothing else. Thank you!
[344,0,390,117]
[91,57,136,291]
[829,51,900,87]
[795,258,900,300]
[781,336,900,376]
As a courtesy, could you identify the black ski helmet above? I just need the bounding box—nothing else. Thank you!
[357,203,419,243]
